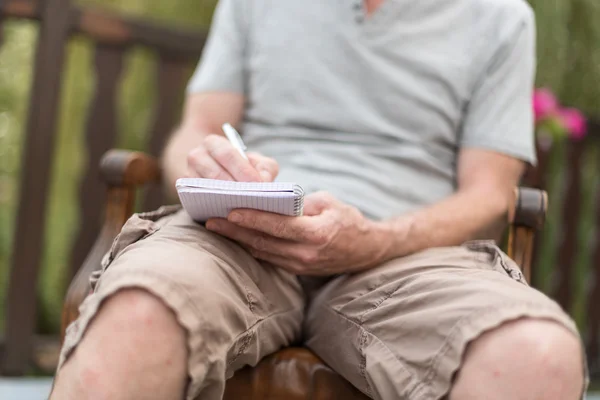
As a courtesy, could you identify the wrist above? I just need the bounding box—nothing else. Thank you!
[370,216,414,264]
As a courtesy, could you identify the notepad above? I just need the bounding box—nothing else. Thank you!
[176,178,305,222]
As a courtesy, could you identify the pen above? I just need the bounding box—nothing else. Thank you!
[222,123,248,160]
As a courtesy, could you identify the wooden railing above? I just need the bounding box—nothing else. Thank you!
[0,0,207,375]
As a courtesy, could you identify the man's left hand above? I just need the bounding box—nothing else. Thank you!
[205,192,391,276]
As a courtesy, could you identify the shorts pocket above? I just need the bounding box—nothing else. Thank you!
[462,240,528,285]
[90,205,181,291]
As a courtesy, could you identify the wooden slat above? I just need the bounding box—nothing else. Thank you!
[0,0,40,20]
[142,55,189,211]
[68,44,125,281]
[553,140,585,311]
[2,0,71,376]
[585,131,600,372]
[70,7,208,59]
[586,179,600,372]
[523,139,553,288]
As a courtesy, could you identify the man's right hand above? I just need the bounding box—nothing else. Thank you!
[186,134,279,182]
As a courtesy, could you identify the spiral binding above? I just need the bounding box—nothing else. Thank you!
[293,185,305,216]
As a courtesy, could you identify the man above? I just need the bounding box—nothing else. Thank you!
[51,0,587,399]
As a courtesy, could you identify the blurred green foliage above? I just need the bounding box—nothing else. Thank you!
[0,0,217,334]
[529,0,600,113]
[0,0,598,340]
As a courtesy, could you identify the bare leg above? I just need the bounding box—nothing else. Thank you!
[50,289,188,400]
[450,319,584,400]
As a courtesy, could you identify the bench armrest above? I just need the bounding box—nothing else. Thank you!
[507,187,548,282]
[60,150,161,340]
[100,149,161,187]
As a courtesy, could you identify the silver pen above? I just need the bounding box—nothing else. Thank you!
[222,123,248,160]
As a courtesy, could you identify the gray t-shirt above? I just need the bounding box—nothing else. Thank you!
[187,0,536,220]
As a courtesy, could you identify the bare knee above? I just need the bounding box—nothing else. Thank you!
[453,319,584,400]
[76,288,187,350]
[53,289,187,399]
[468,319,583,376]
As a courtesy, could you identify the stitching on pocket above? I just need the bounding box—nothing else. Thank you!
[463,240,527,285]
[227,330,255,368]
[358,328,373,398]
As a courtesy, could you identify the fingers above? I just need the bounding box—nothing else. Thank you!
[248,152,279,182]
[206,218,305,258]
[187,134,279,183]
[205,219,329,276]
[201,134,262,182]
[227,210,327,243]
[186,147,234,180]
[303,192,336,216]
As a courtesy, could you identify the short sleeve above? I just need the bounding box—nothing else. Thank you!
[186,0,248,94]
[460,11,537,165]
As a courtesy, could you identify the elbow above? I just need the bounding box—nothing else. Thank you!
[492,190,513,223]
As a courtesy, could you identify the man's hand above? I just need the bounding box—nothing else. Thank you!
[186,134,279,182]
[205,192,391,276]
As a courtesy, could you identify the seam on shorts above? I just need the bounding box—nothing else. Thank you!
[354,254,485,326]
[246,291,256,314]
[357,275,419,324]
[358,329,373,398]
[188,242,263,316]
[321,304,421,397]
[225,305,303,369]
[227,331,254,369]
[410,301,582,399]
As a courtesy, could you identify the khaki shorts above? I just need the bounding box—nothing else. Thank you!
[59,207,586,400]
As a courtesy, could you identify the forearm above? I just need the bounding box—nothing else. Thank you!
[375,185,513,261]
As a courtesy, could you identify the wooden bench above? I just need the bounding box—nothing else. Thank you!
[1,0,599,391]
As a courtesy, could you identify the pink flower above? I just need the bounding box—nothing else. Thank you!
[559,108,587,140]
[533,88,559,122]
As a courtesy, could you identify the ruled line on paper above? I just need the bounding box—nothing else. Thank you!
[176,178,296,193]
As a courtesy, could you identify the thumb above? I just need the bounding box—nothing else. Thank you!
[303,192,336,216]
[247,153,279,182]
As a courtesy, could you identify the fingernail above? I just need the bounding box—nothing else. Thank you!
[229,212,243,223]
[205,220,218,230]
[259,170,272,182]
